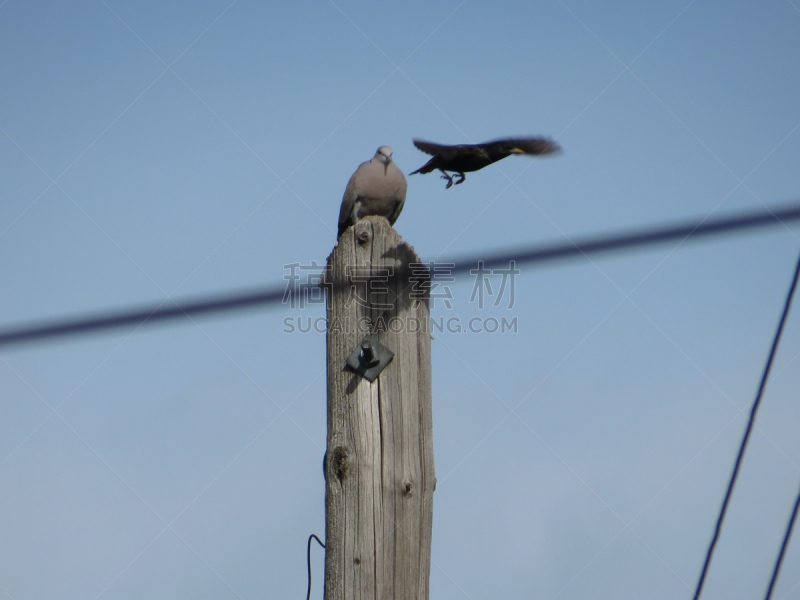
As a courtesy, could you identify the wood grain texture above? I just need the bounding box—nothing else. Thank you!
[325,216,434,600]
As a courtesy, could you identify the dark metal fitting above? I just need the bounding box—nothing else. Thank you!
[346,336,393,382]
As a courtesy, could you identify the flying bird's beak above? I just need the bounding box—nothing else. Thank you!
[510,148,525,154]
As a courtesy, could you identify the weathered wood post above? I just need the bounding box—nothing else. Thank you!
[324,216,435,600]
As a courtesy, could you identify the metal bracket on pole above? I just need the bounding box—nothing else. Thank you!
[346,336,394,382]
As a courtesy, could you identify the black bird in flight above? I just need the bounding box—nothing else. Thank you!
[409,137,561,188]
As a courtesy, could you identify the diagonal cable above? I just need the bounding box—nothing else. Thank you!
[764,479,800,600]
[0,7,303,596]
[0,293,181,468]
[693,248,800,600]
[3,201,798,350]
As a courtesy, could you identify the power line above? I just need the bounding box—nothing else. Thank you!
[1,201,799,350]
[0,285,299,348]
[306,534,326,600]
[764,480,800,600]
[693,248,800,600]
[446,201,800,275]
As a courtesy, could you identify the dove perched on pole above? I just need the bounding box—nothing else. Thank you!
[338,146,407,238]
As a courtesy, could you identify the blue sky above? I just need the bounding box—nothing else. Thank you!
[2,0,800,599]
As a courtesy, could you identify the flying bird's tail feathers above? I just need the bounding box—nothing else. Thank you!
[409,164,433,176]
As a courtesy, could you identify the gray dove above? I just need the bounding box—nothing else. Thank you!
[338,146,407,238]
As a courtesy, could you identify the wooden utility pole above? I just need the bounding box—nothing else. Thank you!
[324,216,435,600]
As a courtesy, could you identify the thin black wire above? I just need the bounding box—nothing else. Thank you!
[446,201,800,276]
[1,202,800,349]
[306,534,326,600]
[0,285,298,347]
[764,481,800,600]
[693,248,800,600]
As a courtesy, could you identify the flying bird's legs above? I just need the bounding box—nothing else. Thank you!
[437,170,467,189]
[439,170,456,189]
